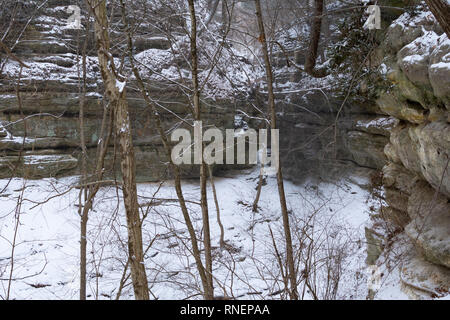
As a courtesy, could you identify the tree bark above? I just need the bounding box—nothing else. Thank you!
[77,14,90,300]
[188,0,214,299]
[424,0,450,38]
[304,0,327,78]
[87,0,149,300]
[78,42,88,302]
[254,0,299,300]
[208,165,225,248]
[252,164,264,213]
[79,209,87,299]
[119,0,212,299]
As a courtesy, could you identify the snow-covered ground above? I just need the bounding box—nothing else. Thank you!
[0,168,385,300]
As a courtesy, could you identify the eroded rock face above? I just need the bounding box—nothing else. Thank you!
[409,122,450,197]
[406,180,450,268]
[388,122,450,198]
[398,31,440,88]
[382,162,416,192]
[382,10,439,54]
[400,242,450,299]
[429,35,450,107]
[376,9,450,276]
[376,87,429,124]
[0,2,236,181]
[277,97,391,184]
[346,130,388,169]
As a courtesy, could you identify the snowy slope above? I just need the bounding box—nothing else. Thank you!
[0,169,383,300]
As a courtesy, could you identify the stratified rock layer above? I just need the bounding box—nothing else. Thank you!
[0,2,235,181]
[376,9,450,284]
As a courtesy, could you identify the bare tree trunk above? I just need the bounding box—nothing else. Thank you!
[304,0,327,78]
[254,0,299,300]
[79,206,88,299]
[79,103,113,300]
[6,66,26,300]
[188,0,214,299]
[119,0,212,299]
[87,0,149,300]
[78,73,88,300]
[208,165,225,248]
[77,16,89,301]
[252,164,264,213]
[253,121,266,213]
[424,0,450,38]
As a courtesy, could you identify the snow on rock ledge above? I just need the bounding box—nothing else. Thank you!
[371,5,450,297]
[0,154,78,179]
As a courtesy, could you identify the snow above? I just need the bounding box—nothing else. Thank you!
[86,92,103,98]
[379,63,389,75]
[0,169,385,300]
[402,54,426,64]
[133,34,259,99]
[403,31,440,55]
[2,56,102,83]
[0,0,447,301]
[430,61,450,71]
[390,9,436,30]
[356,117,398,131]
[23,155,73,165]
[134,49,173,72]
[115,80,126,93]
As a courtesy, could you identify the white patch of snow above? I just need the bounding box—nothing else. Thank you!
[0,170,384,300]
[115,79,126,93]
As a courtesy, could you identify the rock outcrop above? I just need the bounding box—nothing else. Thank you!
[0,1,236,181]
[272,4,449,298]
[1,0,448,299]
[374,8,450,297]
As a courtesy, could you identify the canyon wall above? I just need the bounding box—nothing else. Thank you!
[271,5,450,298]
[0,1,448,298]
[0,0,235,181]
[375,9,450,297]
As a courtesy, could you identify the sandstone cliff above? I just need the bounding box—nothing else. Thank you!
[371,8,449,298]
[0,0,238,181]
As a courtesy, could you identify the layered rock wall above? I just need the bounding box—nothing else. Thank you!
[371,9,450,297]
[271,5,450,298]
[0,1,235,181]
